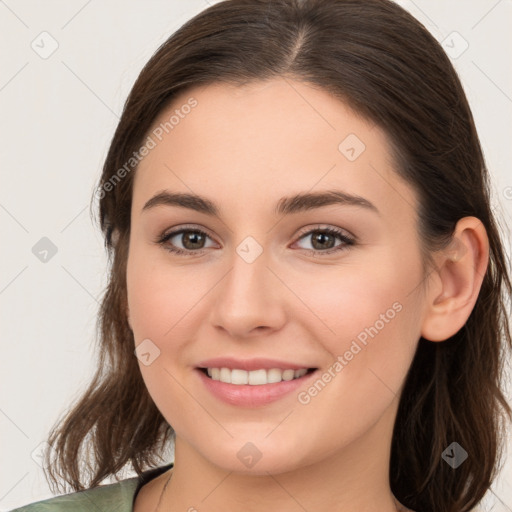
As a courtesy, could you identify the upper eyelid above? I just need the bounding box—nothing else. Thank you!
[160,224,216,241]
[295,224,355,240]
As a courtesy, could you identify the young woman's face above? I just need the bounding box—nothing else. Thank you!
[126,78,426,475]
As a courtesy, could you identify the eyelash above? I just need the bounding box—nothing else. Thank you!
[156,224,355,257]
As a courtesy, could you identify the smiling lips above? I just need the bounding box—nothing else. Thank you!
[197,356,317,385]
[196,357,319,406]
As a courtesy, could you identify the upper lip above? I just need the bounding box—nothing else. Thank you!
[196,357,317,371]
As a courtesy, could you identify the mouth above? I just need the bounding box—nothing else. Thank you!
[195,365,319,407]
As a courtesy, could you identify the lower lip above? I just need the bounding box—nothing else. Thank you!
[196,368,318,407]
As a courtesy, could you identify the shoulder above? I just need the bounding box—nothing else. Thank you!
[9,463,173,512]
[8,476,139,511]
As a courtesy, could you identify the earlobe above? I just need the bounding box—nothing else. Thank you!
[421,217,489,342]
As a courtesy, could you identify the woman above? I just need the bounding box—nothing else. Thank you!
[11,0,511,511]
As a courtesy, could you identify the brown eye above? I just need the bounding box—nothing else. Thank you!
[157,227,215,255]
[294,227,355,255]
[310,231,337,250]
[178,231,207,250]
[156,225,355,257]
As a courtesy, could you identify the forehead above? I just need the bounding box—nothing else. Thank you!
[133,78,418,225]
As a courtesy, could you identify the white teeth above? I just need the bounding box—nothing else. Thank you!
[231,369,248,385]
[248,369,266,385]
[220,367,231,383]
[205,367,310,385]
[267,368,283,383]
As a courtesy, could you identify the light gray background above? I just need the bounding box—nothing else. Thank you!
[1,1,511,510]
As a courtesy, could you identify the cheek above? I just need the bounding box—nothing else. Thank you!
[289,263,421,446]
[294,247,422,388]
[126,245,196,428]
[298,254,418,338]
[126,244,193,340]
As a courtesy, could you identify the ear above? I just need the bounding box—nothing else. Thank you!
[421,216,489,342]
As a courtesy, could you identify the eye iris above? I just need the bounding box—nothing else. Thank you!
[183,231,205,250]
[311,231,335,250]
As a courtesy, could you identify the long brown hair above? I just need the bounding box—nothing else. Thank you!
[43,1,512,510]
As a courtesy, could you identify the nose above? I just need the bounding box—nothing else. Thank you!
[208,247,287,339]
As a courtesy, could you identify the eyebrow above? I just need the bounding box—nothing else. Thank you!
[142,189,379,217]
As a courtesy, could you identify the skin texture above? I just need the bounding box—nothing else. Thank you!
[127,78,489,512]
